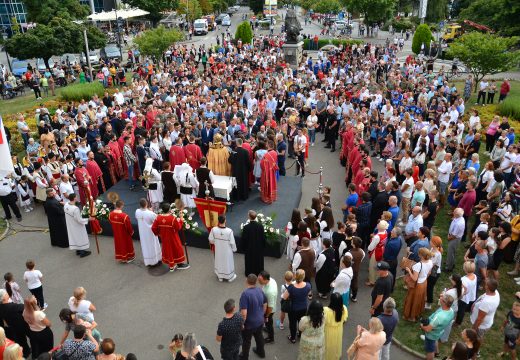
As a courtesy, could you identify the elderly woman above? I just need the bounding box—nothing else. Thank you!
[403,247,433,322]
[3,343,23,360]
[466,153,480,174]
[298,300,325,360]
[366,220,389,286]
[350,317,386,360]
[174,333,213,360]
[490,139,506,168]
[0,327,15,358]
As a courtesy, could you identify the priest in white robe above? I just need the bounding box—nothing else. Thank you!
[135,198,162,266]
[144,158,163,211]
[64,193,91,257]
[208,214,237,282]
[174,162,199,213]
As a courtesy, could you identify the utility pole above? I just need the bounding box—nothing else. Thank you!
[83,29,93,82]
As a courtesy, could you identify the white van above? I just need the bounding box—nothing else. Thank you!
[193,19,209,35]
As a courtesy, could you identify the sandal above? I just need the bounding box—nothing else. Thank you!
[287,335,296,344]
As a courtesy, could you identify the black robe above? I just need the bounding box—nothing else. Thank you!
[43,197,69,248]
[229,146,251,201]
[161,171,178,204]
[241,220,266,276]
[0,303,31,358]
[95,152,113,189]
[370,191,389,230]
[315,247,337,294]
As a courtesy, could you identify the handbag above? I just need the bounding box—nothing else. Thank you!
[280,285,292,313]
[52,341,80,360]
[400,255,416,270]
[404,263,422,289]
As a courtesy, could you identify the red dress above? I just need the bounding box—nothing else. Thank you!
[169,145,187,168]
[108,211,135,262]
[151,214,186,267]
[184,143,203,170]
[260,150,278,204]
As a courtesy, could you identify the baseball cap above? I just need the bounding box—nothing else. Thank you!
[377,261,390,271]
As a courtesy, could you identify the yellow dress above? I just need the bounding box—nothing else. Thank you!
[324,306,348,360]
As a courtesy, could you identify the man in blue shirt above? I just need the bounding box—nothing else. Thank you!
[388,196,400,231]
[408,226,430,262]
[239,274,267,359]
[355,192,372,249]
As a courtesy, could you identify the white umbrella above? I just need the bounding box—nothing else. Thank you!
[87,8,150,22]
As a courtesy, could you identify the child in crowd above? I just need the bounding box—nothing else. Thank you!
[499,302,520,359]
[216,299,244,360]
[23,259,46,310]
[3,272,23,304]
[17,175,33,212]
[168,333,184,358]
[278,271,295,330]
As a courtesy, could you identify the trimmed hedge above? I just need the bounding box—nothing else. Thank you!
[499,98,520,120]
[302,38,364,50]
[60,82,106,102]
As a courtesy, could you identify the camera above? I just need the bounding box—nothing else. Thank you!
[420,317,430,326]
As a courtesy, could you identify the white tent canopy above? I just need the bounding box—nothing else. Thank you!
[87,8,150,22]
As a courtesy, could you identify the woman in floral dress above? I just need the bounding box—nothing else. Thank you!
[298,300,325,360]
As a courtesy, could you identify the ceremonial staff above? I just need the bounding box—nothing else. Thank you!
[83,172,101,254]
[175,199,190,264]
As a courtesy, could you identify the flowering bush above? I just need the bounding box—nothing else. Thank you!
[241,213,282,245]
[81,199,110,220]
[156,204,201,234]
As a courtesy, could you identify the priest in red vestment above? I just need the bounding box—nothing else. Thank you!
[260,140,279,204]
[183,136,203,170]
[108,137,125,179]
[86,151,105,196]
[151,202,190,271]
[242,139,255,185]
[74,159,96,205]
[108,200,136,263]
[169,138,187,169]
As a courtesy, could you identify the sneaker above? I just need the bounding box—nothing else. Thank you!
[177,263,190,270]
[508,271,519,276]
[351,297,357,302]
[311,143,315,147]
[514,277,520,281]
[425,303,431,310]
[169,267,176,272]
[16,217,22,222]
[43,303,49,310]
[218,278,223,282]
[420,334,425,341]
[24,208,30,213]
[127,257,135,263]
[228,274,237,282]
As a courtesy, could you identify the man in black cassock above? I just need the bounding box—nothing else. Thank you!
[94,145,114,189]
[43,188,69,248]
[229,137,251,201]
[241,210,266,276]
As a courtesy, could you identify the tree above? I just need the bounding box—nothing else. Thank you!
[133,26,184,60]
[23,0,90,24]
[123,0,179,27]
[210,0,228,13]
[314,0,341,14]
[249,0,264,14]
[459,0,520,37]
[425,0,448,23]
[235,21,253,44]
[178,0,203,21]
[411,23,434,54]
[346,0,396,26]
[447,32,520,92]
[199,0,214,14]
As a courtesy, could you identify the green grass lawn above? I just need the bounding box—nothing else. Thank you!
[392,124,518,359]
[1,88,65,116]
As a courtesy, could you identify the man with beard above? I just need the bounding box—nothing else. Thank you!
[241,210,266,276]
[86,151,105,196]
[74,158,96,205]
[324,106,338,152]
[371,181,390,230]
[43,188,69,248]
[229,138,251,201]
[94,146,115,189]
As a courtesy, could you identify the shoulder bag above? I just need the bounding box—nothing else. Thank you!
[52,341,81,360]
[404,262,423,289]
[400,254,416,270]
[280,284,292,313]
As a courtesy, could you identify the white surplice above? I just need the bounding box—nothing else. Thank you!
[135,208,162,266]
[174,163,199,208]
[64,203,90,250]
[208,226,237,280]
[144,158,163,205]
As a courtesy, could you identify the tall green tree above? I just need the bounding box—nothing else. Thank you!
[411,23,434,54]
[346,0,396,25]
[200,0,214,14]
[249,0,264,14]
[23,0,90,24]
[425,0,448,23]
[447,32,520,92]
[123,0,179,26]
[178,0,203,21]
[459,0,520,37]
[133,26,184,60]
[235,21,253,44]
[313,0,341,14]
[450,0,473,18]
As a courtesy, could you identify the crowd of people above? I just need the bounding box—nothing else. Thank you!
[0,13,519,359]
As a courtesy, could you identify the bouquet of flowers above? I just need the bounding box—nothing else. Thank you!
[81,199,110,221]
[170,206,200,233]
[241,213,281,245]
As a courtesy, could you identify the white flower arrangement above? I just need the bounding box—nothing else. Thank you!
[81,200,110,220]
[240,212,282,244]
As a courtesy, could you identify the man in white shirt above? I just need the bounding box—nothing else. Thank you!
[437,153,453,206]
[477,80,488,105]
[0,176,22,221]
[448,105,459,124]
[470,278,500,339]
[446,208,465,271]
[400,168,415,223]
[500,145,518,188]
[294,128,307,178]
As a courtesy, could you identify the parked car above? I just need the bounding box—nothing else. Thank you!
[258,17,276,26]
[334,20,349,30]
[216,13,227,24]
[36,58,55,72]
[81,50,100,65]
[193,19,209,35]
[100,44,122,61]
[60,54,79,65]
[226,6,239,14]
[11,60,28,77]
[222,15,231,26]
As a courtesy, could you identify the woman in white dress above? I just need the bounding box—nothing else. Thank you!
[135,198,162,266]
[208,215,237,282]
[144,158,163,211]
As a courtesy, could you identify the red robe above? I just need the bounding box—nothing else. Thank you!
[169,145,187,168]
[108,211,135,262]
[184,143,203,170]
[108,141,125,178]
[74,166,96,205]
[260,150,278,204]
[86,159,105,196]
[242,142,255,185]
[151,214,186,267]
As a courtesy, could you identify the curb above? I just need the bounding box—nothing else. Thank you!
[0,219,11,242]
[392,337,424,359]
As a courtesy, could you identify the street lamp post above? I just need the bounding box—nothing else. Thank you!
[2,31,11,72]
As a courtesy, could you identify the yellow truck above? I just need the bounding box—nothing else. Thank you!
[442,20,493,43]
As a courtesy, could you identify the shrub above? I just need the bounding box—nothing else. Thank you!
[392,18,414,32]
[235,21,253,44]
[60,82,105,102]
[499,98,520,120]
[412,24,434,55]
[302,38,363,50]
